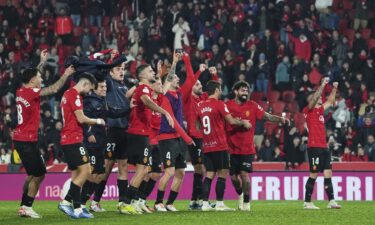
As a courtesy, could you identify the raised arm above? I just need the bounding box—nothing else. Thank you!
[40,66,75,96]
[323,82,338,110]
[307,77,329,110]
[162,51,180,94]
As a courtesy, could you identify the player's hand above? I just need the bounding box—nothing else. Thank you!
[199,64,206,72]
[63,65,75,76]
[332,82,339,89]
[242,119,252,129]
[157,60,163,75]
[88,135,96,143]
[40,49,48,62]
[165,112,175,128]
[96,118,106,126]
[208,66,217,74]
[173,50,181,64]
[321,77,329,86]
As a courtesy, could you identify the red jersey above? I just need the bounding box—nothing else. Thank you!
[127,84,153,136]
[226,100,265,155]
[60,88,84,145]
[184,92,208,138]
[13,87,41,142]
[303,106,327,148]
[149,94,163,145]
[197,98,230,153]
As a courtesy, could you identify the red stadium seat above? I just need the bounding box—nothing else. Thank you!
[264,121,278,136]
[367,39,375,50]
[270,101,286,114]
[309,68,322,86]
[338,19,348,32]
[267,91,280,103]
[250,91,264,102]
[258,101,269,112]
[282,90,296,103]
[344,29,355,41]
[361,29,372,40]
[343,0,353,10]
[287,101,300,114]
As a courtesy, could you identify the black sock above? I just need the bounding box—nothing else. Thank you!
[117,179,129,203]
[244,194,250,203]
[128,185,140,201]
[81,181,95,205]
[139,180,148,200]
[145,179,157,198]
[68,182,81,209]
[166,191,179,205]
[216,177,226,201]
[231,177,243,195]
[202,177,212,201]
[21,193,34,207]
[93,180,107,202]
[304,178,316,202]
[324,178,334,201]
[192,173,203,201]
[155,189,165,204]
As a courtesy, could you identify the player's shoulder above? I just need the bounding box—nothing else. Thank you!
[137,84,152,95]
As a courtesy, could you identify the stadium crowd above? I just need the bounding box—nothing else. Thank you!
[0,0,375,169]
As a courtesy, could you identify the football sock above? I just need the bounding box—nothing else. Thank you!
[166,191,179,205]
[304,177,316,202]
[21,193,34,207]
[117,179,129,203]
[202,177,213,201]
[139,180,148,200]
[145,179,157,198]
[155,189,165,204]
[244,194,250,203]
[128,185,140,201]
[324,178,334,201]
[192,173,203,201]
[231,177,243,195]
[68,182,81,209]
[216,177,226,201]
[81,181,95,205]
[93,180,107,202]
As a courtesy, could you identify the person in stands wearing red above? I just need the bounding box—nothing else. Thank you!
[55,8,73,45]
[13,50,74,218]
[288,32,312,63]
[303,77,341,210]
[227,81,289,211]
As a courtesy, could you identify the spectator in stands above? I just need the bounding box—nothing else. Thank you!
[0,147,11,164]
[69,0,82,26]
[324,56,340,81]
[81,27,96,54]
[334,36,350,67]
[296,73,313,109]
[272,146,284,162]
[328,135,343,161]
[288,33,312,63]
[256,53,270,95]
[364,134,375,161]
[354,0,370,30]
[258,138,274,162]
[258,29,277,68]
[134,12,150,41]
[172,16,191,50]
[333,97,351,128]
[362,57,374,91]
[2,0,20,28]
[358,116,375,145]
[341,146,356,161]
[355,145,369,161]
[284,127,305,169]
[55,8,73,45]
[319,7,339,30]
[45,121,63,163]
[275,56,291,92]
[88,0,103,27]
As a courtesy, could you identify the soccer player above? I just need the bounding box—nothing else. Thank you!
[125,64,174,214]
[227,81,289,211]
[196,80,251,211]
[80,78,129,213]
[58,73,105,219]
[14,50,74,218]
[303,78,341,209]
[90,56,132,214]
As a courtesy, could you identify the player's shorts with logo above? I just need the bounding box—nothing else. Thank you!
[62,143,89,170]
[188,138,203,165]
[14,141,46,177]
[203,150,229,172]
[87,147,105,174]
[229,154,255,175]
[127,133,150,166]
[105,127,128,160]
[307,147,332,173]
[159,137,187,169]
[148,146,162,173]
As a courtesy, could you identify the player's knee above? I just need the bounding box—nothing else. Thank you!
[165,168,175,177]
[150,173,161,181]
[175,170,185,180]
[310,173,318,179]
[240,172,250,182]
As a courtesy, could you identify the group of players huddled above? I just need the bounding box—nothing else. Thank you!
[14,49,341,219]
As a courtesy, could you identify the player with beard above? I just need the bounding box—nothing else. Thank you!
[227,81,290,211]
[58,73,105,219]
[303,78,341,210]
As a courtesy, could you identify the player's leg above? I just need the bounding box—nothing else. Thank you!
[201,152,216,211]
[303,148,320,210]
[214,151,233,211]
[188,138,204,209]
[322,150,341,209]
[92,159,114,205]
[239,155,254,211]
[229,154,243,210]
[89,150,106,212]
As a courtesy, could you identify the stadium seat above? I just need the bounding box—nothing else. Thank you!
[267,91,280,103]
[309,68,322,86]
[342,0,353,10]
[264,121,278,136]
[344,29,355,41]
[286,101,300,114]
[361,29,372,40]
[367,39,375,50]
[258,101,269,112]
[282,90,296,103]
[338,19,348,32]
[270,101,286,114]
[250,91,264,102]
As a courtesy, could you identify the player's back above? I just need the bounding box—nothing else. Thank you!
[197,98,229,153]
[13,87,41,142]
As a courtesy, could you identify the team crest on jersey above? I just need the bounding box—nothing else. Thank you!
[142,87,150,94]
[143,157,148,164]
[82,155,88,162]
[75,98,81,107]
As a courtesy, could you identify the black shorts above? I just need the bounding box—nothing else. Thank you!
[148,146,162,173]
[159,138,187,169]
[307,148,332,173]
[14,141,46,177]
[229,154,255,175]
[188,138,203,165]
[87,147,105,174]
[105,128,128,160]
[127,133,150,166]
[203,151,229,172]
[62,143,89,170]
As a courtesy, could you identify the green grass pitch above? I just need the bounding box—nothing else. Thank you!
[0,200,374,225]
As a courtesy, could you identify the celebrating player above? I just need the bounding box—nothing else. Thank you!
[227,81,289,211]
[14,50,74,218]
[303,78,341,209]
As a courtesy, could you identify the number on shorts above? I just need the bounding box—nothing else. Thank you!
[16,104,23,125]
[79,147,86,156]
[166,152,171,159]
[106,143,116,152]
[149,156,153,165]
[197,148,202,157]
[202,115,211,135]
[144,148,149,156]
[312,157,319,165]
[91,156,96,165]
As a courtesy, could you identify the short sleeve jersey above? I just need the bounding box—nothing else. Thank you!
[303,106,327,148]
